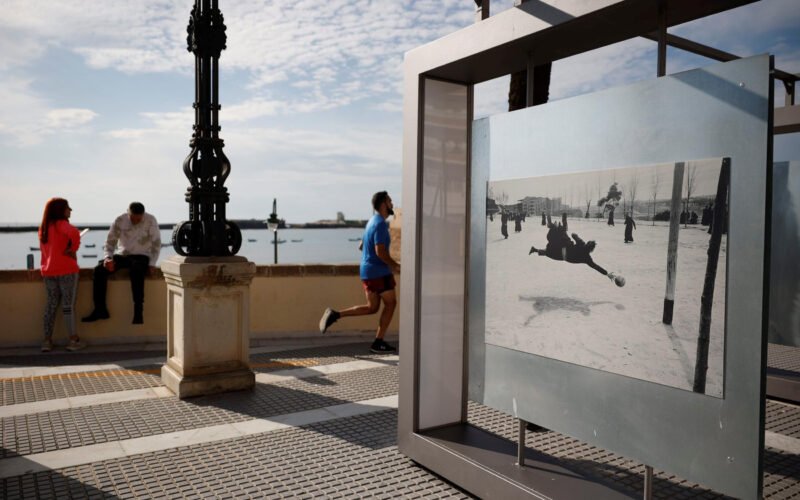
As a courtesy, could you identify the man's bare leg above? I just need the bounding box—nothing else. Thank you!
[375,289,396,340]
[339,290,380,317]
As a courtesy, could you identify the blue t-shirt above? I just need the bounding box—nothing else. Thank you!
[360,214,392,279]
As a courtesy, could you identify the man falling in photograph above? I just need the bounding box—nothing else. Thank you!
[319,191,399,353]
[528,224,625,287]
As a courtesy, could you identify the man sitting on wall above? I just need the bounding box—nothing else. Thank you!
[82,202,161,324]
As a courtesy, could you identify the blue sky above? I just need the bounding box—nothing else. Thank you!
[1,0,798,224]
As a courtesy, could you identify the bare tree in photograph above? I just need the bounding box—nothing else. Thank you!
[684,164,698,227]
[497,190,509,206]
[650,170,660,225]
[584,182,592,218]
[693,159,730,393]
[628,172,639,216]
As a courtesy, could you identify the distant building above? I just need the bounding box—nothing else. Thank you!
[336,212,345,224]
[519,196,562,215]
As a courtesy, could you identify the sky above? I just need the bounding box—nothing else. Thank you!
[1,0,798,224]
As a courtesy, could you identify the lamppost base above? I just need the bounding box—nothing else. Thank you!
[160,255,256,399]
[161,364,254,399]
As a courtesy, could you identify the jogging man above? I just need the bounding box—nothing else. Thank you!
[319,191,399,353]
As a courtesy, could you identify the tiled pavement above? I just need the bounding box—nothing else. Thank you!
[1,341,799,499]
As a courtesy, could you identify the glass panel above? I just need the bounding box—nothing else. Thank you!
[418,78,469,429]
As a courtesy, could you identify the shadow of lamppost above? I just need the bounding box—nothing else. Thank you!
[266,198,279,264]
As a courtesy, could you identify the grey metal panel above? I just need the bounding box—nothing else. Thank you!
[471,55,771,499]
[468,118,490,404]
[769,161,800,346]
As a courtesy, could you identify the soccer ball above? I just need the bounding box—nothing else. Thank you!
[614,275,626,287]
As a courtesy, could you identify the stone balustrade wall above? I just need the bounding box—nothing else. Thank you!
[0,265,400,347]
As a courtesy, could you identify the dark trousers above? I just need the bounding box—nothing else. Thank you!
[92,255,149,311]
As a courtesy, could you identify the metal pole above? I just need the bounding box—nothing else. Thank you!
[474,0,489,22]
[516,419,526,467]
[273,230,278,264]
[657,2,667,77]
[643,465,654,499]
[526,53,536,107]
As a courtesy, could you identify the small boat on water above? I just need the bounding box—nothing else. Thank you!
[277,239,287,244]
[290,239,303,243]
[348,238,361,242]
[248,239,257,242]
[29,246,40,251]
[85,243,96,248]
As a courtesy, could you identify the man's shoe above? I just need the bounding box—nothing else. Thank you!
[41,338,53,352]
[370,339,397,354]
[82,310,110,322]
[319,308,340,334]
[528,246,537,255]
[65,339,86,352]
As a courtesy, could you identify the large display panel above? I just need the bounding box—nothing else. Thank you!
[486,159,729,397]
[469,55,771,499]
[770,161,800,347]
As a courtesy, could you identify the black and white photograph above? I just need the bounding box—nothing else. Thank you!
[485,158,729,397]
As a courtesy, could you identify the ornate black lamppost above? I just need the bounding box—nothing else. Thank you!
[266,198,279,264]
[172,0,242,257]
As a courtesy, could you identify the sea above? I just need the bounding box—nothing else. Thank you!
[1,227,366,270]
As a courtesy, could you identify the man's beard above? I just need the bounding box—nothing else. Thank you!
[387,208,395,216]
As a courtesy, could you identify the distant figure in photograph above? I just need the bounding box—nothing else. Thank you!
[500,210,509,239]
[319,191,400,353]
[624,213,637,243]
[528,228,625,287]
[541,211,546,226]
[606,205,616,226]
[38,198,85,352]
[82,202,161,325]
[514,213,522,233]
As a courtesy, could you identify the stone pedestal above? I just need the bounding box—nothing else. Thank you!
[160,255,256,398]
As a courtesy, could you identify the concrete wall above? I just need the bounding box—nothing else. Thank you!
[0,265,399,347]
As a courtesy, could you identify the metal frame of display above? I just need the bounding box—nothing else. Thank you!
[399,1,795,498]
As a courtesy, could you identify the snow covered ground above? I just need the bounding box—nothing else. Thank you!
[485,216,726,397]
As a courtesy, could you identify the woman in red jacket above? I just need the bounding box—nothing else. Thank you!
[39,198,85,352]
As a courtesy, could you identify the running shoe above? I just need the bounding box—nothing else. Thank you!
[370,339,396,354]
[319,308,340,334]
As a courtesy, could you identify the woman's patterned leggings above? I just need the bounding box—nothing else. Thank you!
[43,273,79,340]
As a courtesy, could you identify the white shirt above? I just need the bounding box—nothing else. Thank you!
[103,213,162,264]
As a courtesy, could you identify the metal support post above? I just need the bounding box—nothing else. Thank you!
[474,0,489,22]
[273,230,278,264]
[657,2,667,77]
[643,465,654,499]
[526,53,536,107]
[516,419,527,467]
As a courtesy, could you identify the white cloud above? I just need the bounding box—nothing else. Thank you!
[0,0,473,115]
[0,78,98,146]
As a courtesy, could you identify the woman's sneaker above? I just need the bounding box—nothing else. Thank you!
[41,338,53,352]
[66,339,86,352]
[370,339,396,354]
